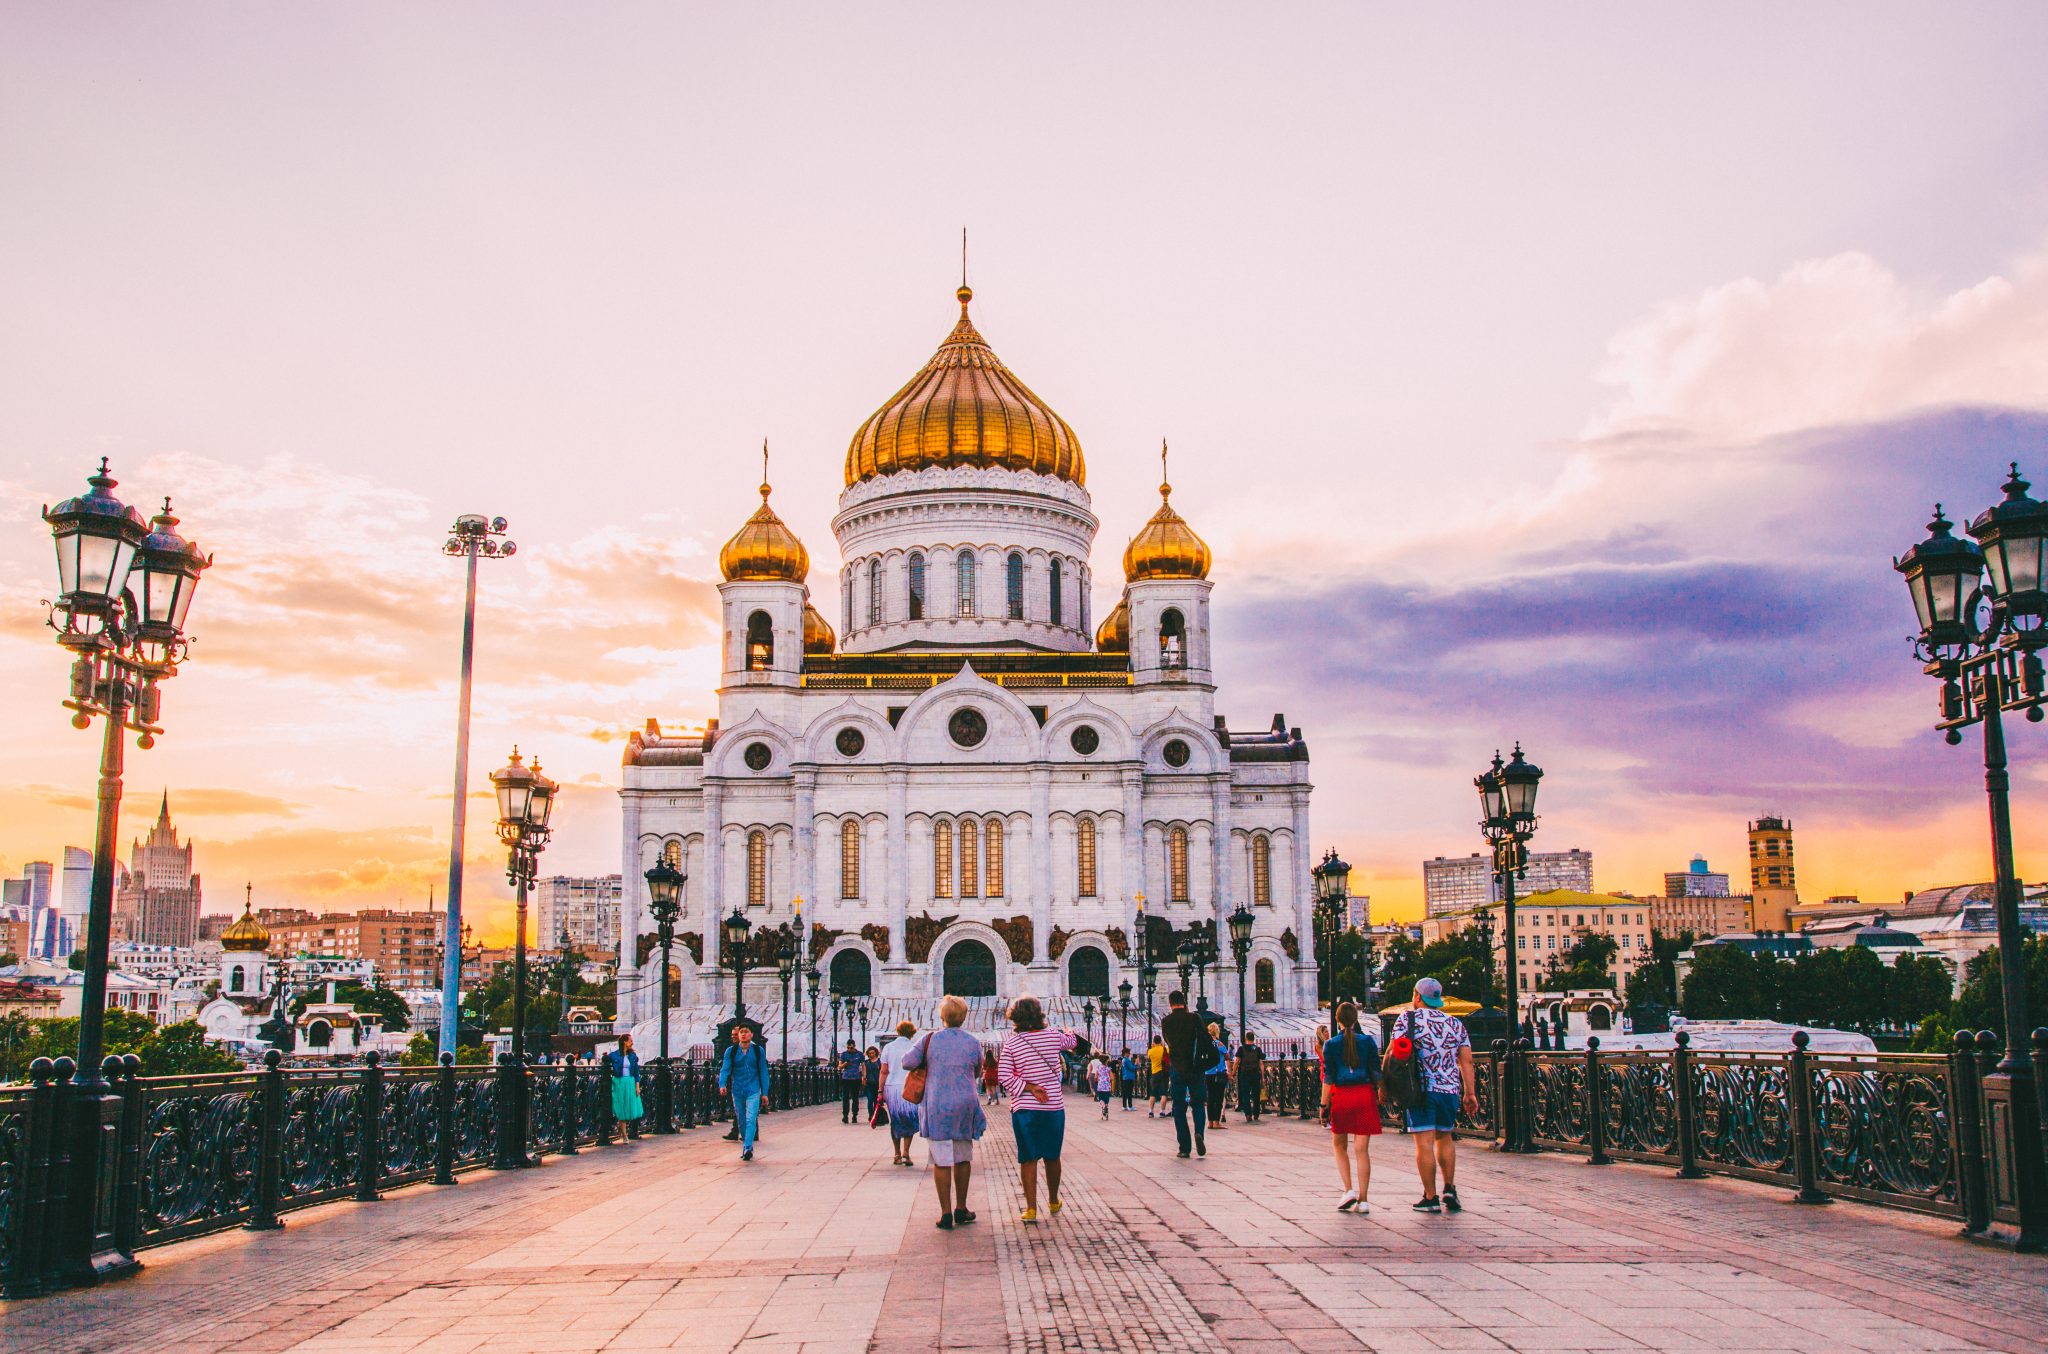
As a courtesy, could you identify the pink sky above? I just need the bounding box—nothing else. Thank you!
[5,7,2048,940]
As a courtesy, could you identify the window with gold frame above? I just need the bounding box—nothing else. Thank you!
[746,830,767,908]
[840,817,860,899]
[1251,835,1271,906]
[1169,826,1189,903]
[984,818,1004,897]
[1077,817,1097,898]
[959,819,979,898]
[933,820,953,899]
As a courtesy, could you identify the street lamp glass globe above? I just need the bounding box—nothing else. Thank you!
[1969,467,2048,634]
[1118,979,1132,1004]
[133,499,209,643]
[526,763,558,831]
[722,908,752,953]
[490,749,535,829]
[1228,903,1254,951]
[1476,754,1506,826]
[45,462,149,621]
[1500,745,1542,819]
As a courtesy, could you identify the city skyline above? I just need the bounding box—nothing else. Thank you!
[6,8,2048,940]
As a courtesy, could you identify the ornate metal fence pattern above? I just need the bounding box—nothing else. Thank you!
[135,1072,263,1244]
[1809,1053,1958,1214]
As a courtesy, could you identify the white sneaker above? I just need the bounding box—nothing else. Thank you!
[1354,1200,1371,1215]
[1337,1190,1357,1212]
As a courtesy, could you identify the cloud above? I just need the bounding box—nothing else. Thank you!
[1589,248,2048,442]
[146,788,302,819]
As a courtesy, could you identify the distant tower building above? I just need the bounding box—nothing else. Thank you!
[1748,817,1798,931]
[1663,856,1731,898]
[8,862,56,959]
[114,794,203,948]
[1424,849,1594,917]
[55,846,92,958]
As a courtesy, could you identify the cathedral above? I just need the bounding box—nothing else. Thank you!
[615,280,1317,1034]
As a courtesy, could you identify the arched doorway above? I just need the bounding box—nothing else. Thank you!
[942,939,997,997]
[829,949,872,997]
[1067,946,1108,999]
[1588,1004,1613,1032]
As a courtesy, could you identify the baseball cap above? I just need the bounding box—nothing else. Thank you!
[1414,977,1445,1008]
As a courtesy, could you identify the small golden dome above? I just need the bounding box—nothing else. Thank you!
[1095,596,1130,652]
[1122,475,1211,581]
[719,479,809,583]
[803,603,836,655]
[845,285,1085,486]
[221,902,270,953]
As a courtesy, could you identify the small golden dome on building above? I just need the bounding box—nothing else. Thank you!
[1095,596,1130,653]
[221,899,271,953]
[719,475,810,583]
[803,603,836,655]
[845,285,1085,487]
[1121,468,1211,581]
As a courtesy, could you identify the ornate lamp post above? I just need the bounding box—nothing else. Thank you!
[1896,480,2048,1249]
[1117,979,1132,1051]
[776,930,797,1073]
[723,908,754,1023]
[642,856,685,1134]
[1083,999,1097,1051]
[830,992,843,1049]
[806,963,822,1061]
[1192,922,1215,1014]
[1228,903,1255,1040]
[43,462,209,1287]
[1312,850,1351,1007]
[438,514,513,1058]
[857,1001,870,1049]
[1477,744,1541,1154]
[1175,941,1194,1008]
[490,747,555,1167]
[557,927,576,1034]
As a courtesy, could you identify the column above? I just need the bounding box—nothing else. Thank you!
[1211,774,1234,1021]
[1030,764,1053,967]
[793,767,817,914]
[618,790,643,1027]
[1291,788,1316,1008]
[1121,767,1145,938]
[886,767,909,974]
[702,781,724,1002]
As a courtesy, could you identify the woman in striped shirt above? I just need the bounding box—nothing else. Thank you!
[998,995,1076,1225]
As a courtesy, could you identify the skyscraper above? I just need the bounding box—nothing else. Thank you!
[114,794,203,948]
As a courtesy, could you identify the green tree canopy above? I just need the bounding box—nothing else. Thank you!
[1953,935,2048,1042]
[1540,933,1619,992]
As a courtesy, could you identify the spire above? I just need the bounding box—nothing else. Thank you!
[1160,438,1172,500]
[158,791,170,826]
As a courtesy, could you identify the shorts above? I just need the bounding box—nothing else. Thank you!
[1404,1089,1462,1133]
[928,1138,975,1167]
[1094,1090,1112,1104]
[1012,1109,1066,1163]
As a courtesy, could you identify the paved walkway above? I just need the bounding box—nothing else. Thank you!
[5,1099,2045,1353]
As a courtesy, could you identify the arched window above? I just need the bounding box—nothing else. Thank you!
[839,817,860,899]
[662,839,683,871]
[1076,817,1097,898]
[1079,578,1089,634]
[942,939,996,997]
[746,611,774,671]
[746,830,767,908]
[1007,552,1025,619]
[1168,826,1190,903]
[306,1020,332,1049]
[959,819,979,898]
[907,551,926,620]
[956,550,977,615]
[1049,559,1063,626]
[984,818,1004,897]
[842,577,852,634]
[933,820,953,899]
[1255,958,1276,1005]
[829,948,872,997]
[1068,946,1109,999]
[1251,835,1271,906]
[228,967,245,993]
[1160,608,1186,669]
[867,558,882,626]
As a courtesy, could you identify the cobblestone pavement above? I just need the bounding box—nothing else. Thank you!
[4,1097,2045,1353]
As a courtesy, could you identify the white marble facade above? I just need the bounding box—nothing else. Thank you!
[615,287,1319,1028]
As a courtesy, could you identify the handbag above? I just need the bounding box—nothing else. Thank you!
[900,1033,932,1104]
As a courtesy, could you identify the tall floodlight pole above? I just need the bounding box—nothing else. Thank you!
[439,514,513,1057]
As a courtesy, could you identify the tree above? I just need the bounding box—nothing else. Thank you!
[1373,932,1425,1002]
[291,981,410,1032]
[136,1020,241,1076]
[1680,944,1769,1019]
[67,950,86,971]
[1952,936,2048,1043]
[1540,933,1619,992]
[1886,954,1954,1030]
[2,1011,239,1083]
[1624,962,1670,1015]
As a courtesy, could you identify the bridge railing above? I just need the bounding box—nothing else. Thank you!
[0,1047,838,1298]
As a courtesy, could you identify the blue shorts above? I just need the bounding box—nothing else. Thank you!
[1405,1089,1462,1133]
[1012,1108,1066,1163]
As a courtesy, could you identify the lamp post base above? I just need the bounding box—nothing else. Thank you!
[55,1085,141,1290]
[1981,1067,2048,1251]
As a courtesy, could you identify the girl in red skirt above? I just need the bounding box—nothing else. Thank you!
[1320,1001,1382,1213]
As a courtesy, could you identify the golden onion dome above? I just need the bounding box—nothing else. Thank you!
[803,602,836,655]
[1122,472,1211,581]
[1095,596,1130,653]
[719,477,809,583]
[221,901,271,953]
[845,285,1085,487]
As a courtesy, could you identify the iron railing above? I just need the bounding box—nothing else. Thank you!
[0,1048,839,1298]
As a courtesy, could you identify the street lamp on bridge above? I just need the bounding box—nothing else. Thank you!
[1228,902,1255,1041]
[722,908,754,1023]
[1896,478,2048,1249]
[1312,850,1351,1007]
[490,746,556,1168]
[642,855,685,1134]
[1117,979,1132,1053]
[806,963,821,1061]
[1477,743,1541,1154]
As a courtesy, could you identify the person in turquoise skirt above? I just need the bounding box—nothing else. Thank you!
[606,1032,644,1139]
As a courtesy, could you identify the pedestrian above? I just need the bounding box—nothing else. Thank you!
[837,1038,864,1123]
[880,1020,923,1166]
[1236,1033,1265,1123]
[1118,1048,1139,1111]
[1205,1021,1231,1128]
[1313,1023,1331,1124]
[864,1044,883,1123]
[1159,990,1211,1158]
[606,1032,644,1140]
[718,1023,769,1162]
[983,1046,1003,1104]
[1388,977,1477,1213]
[901,994,987,1230]
[1146,1036,1168,1117]
[999,994,1075,1223]
[1321,1000,1382,1213]
[1091,1055,1114,1118]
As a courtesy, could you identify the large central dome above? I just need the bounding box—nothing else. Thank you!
[844,285,1085,487]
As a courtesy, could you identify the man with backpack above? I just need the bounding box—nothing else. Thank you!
[1158,989,1214,1159]
[1382,977,1477,1213]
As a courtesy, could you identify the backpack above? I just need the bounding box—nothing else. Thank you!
[1379,1010,1429,1112]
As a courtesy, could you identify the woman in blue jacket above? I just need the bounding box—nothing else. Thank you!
[718,1024,770,1162]
[1320,1001,1382,1213]
[606,1033,644,1139]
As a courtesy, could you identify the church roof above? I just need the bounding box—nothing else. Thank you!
[845,285,1085,487]
[1122,476,1211,582]
[718,478,809,583]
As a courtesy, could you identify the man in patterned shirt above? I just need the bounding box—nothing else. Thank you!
[1386,977,1477,1213]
